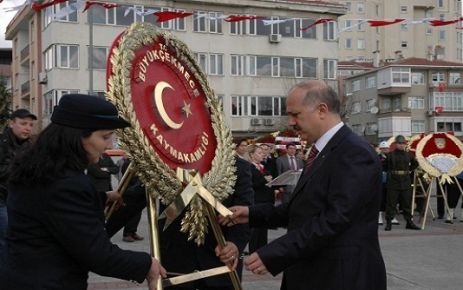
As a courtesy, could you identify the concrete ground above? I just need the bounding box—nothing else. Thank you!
[88,206,463,290]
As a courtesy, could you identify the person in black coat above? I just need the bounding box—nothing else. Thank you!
[158,156,254,290]
[246,144,274,253]
[87,152,119,193]
[221,80,386,290]
[0,94,165,290]
[0,109,36,270]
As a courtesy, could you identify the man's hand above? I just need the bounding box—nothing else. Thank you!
[146,258,167,290]
[215,241,239,270]
[244,252,268,275]
[217,206,249,226]
[105,190,124,210]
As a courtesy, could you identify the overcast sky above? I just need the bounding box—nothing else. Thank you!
[1,0,25,48]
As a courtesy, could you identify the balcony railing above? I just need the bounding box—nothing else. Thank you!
[20,45,29,62]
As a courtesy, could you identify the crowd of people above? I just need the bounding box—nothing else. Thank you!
[0,80,390,290]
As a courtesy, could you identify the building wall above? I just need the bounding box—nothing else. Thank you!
[7,0,345,136]
[337,0,462,63]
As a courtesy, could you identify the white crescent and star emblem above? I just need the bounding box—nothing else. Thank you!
[153,81,192,129]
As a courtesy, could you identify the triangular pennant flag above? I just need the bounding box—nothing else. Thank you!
[154,11,193,23]
[430,18,463,26]
[32,0,66,11]
[300,18,334,31]
[83,1,119,13]
[368,18,405,27]
[262,19,291,26]
[225,15,265,22]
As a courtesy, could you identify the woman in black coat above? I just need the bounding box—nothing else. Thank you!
[0,94,165,290]
[246,145,274,253]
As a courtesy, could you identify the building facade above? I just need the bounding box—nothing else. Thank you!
[6,0,345,135]
[344,57,463,143]
[336,0,462,63]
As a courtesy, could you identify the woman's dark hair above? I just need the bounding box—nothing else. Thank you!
[9,123,93,186]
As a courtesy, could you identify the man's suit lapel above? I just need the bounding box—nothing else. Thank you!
[290,125,352,200]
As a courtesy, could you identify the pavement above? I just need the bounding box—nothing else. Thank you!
[88,205,463,290]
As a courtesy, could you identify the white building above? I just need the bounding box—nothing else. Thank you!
[6,0,345,135]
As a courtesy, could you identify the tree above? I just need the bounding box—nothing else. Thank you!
[0,76,12,131]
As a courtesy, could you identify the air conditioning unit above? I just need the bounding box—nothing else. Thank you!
[38,72,47,84]
[263,119,275,126]
[250,118,262,126]
[269,34,282,43]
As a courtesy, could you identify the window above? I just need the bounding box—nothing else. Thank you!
[401,23,408,30]
[196,53,207,72]
[357,3,365,13]
[90,47,108,69]
[412,72,425,84]
[231,55,245,76]
[58,45,78,68]
[352,80,361,91]
[256,56,272,76]
[351,102,361,114]
[345,2,351,12]
[408,97,425,109]
[44,89,79,116]
[44,0,78,27]
[437,122,462,132]
[272,57,280,77]
[401,41,408,48]
[208,54,223,75]
[382,98,391,111]
[392,96,402,112]
[194,11,223,33]
[426,27,433,35]
[44,46,54,71]
[344,20,352,31]
[280,57,295,77]
[400,6,408,13]
[323,59,336,79]
[366,99,376,111]
[366,76,376,88]
[323,21,336,40]
[439,30,446,40]
[357,20,365,31]
[450,72,462,85]
[391,67,410,84]
[375,4,380,16]
[432,72,445,85]
[432,92,463,111]
[411,120,425,133]
[231,95,286,116]
[345,38,352,49]
[357,39,365,49]
[248,56,256,76]
[438,0,444,8]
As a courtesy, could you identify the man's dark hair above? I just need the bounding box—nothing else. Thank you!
[9,123,93,185]
[286,143,296,149]
[294,81,341,113]
[233,137,248,146]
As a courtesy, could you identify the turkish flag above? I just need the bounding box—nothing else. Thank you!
[300,18,334,31]
[225,15,265,22]
[32,0,67,12]
[435,106,444,114]
[154,11,193,23]
[83,1,119,12]
[368,19,405,27]
[430,18,463,26]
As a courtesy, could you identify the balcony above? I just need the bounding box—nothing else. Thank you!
[377,86,410,96]
[20,45,29,63]
[21,80,30,96]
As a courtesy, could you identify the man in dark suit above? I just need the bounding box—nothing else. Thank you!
[260,143,278,179]
[276,143,304,203]
[158,156,254,290]
[221,80,386,290]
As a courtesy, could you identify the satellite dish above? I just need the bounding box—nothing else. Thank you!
[370,106,379,114]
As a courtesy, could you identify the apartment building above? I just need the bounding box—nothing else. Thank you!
[6,0,345,135]
[336,0,462,63]
[344,57,463,143]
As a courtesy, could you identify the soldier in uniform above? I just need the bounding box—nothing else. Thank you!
[384,135,420,231]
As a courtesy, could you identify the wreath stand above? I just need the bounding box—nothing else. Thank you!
[106,166,242,290]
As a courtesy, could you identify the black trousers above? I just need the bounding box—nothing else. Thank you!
[106,183,147,238]
[386,187,412,221]
[437,180,463,217]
